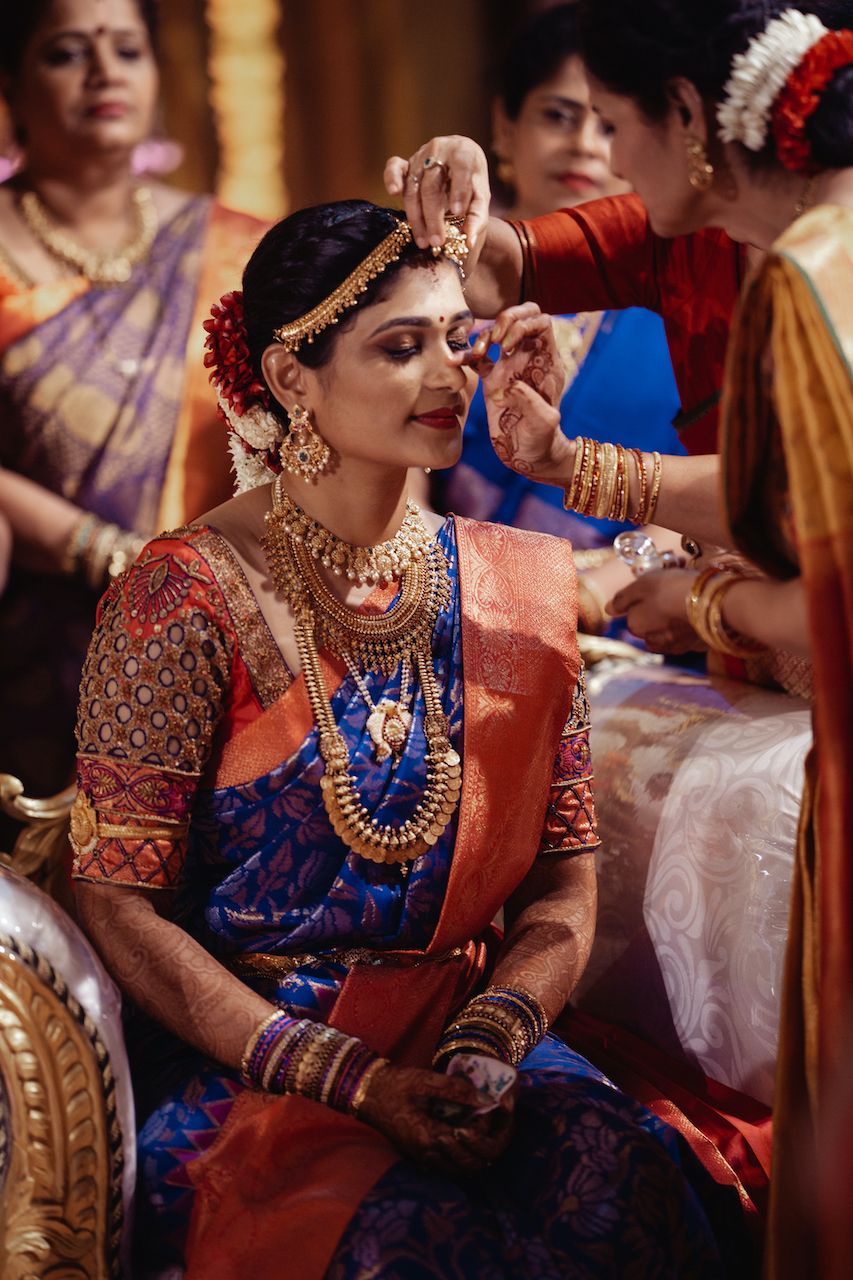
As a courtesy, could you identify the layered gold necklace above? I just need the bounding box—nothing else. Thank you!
[19,185,158,286]
[262,481,462,865]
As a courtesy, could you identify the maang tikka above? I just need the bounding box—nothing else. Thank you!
[279,403,331,480]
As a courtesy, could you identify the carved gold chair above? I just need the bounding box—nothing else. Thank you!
[0,777,134,1280]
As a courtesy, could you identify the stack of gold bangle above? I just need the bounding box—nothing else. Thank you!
[62,511,145,590]
[686,567,767,658]
[563,438,662,525]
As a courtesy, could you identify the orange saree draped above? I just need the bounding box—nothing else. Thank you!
[723,205,853,1280]
[183,519,580,1280]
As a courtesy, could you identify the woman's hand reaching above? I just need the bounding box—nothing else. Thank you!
[384,135,491,254]
[358,1063,515,1176]
[466,303,574,484]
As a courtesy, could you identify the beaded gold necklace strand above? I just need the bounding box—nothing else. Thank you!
[270,480,433,585]
[19,185,158,286]
[262,487,462,864]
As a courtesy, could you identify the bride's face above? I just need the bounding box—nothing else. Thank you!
[294,260,478,474]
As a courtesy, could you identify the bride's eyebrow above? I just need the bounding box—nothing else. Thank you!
[369,309,473,338]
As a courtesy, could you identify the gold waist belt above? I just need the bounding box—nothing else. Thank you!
[229,943,467,980]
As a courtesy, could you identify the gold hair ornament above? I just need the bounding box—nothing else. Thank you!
[273,217,469,352]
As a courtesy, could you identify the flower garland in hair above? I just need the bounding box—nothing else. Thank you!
[773,28,853,172]
[203,290,284,492]
[717,9,828,153]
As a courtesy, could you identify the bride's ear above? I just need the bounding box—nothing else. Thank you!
[261,344,309,413]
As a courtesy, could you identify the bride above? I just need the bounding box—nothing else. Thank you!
[71,198,723,1277]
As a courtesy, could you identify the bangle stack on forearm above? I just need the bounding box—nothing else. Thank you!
[563,437,662,525]
[241,1009,388,1115]
[432,985,548,1069]
[62,511,145,590]
[686,567,767,658]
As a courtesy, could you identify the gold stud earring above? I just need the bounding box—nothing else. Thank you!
[278,404,331,480]
[685,136,714,192]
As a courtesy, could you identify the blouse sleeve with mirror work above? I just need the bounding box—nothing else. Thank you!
[71,533,234,890]
[538,662,600,857]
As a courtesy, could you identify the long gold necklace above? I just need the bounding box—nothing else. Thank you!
[19,185,158,286]
[262,489,462,865]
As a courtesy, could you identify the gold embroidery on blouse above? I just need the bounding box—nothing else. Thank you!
[188,528,292,709]
[76,555,230,773]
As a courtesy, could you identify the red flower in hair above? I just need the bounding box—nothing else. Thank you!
[773,29,853,173]
[202,291,270,416]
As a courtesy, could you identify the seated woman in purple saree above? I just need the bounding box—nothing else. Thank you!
[71,200,732,1278]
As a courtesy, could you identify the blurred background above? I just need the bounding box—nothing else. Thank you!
[157,0,544,220]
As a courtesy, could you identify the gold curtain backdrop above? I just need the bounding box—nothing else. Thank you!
[158,0,534,220]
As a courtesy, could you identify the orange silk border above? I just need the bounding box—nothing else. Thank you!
[184,517,579,1280]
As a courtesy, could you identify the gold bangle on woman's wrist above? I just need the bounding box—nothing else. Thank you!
[563,438,662,526]
[686,568,767,658]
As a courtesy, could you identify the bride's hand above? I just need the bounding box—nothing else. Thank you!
[468,304,574,484]
[384,135,491,255]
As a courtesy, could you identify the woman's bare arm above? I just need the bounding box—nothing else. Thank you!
[75,882,272,1070]
[490,852,597,1025]
[0,468,84,572]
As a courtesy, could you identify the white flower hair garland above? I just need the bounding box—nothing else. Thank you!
[717,8,829,152]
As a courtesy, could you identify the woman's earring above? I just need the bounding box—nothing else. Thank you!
[685,136,714,192]
[279,404,331,480]
[495,158,515,187]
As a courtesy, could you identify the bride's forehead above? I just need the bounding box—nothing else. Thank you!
[367,261,466,315]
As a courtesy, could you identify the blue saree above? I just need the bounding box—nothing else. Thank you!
[72,517,723,1277]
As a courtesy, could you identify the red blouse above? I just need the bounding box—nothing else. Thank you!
[516,194,748,455]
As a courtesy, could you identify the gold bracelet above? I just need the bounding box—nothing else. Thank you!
[616,445,630,522]
[644,452,663,524]
[563,436,586,511]
[706,576,768,658]
[628,449,647,524]
[350,1056,389,1117]
[578,438,599,516]
[593,443,618,519]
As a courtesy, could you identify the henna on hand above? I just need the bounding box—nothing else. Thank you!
[358,1064,515,1176]
[75,882,272,1071]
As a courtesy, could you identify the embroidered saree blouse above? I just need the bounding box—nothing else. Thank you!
[73,519,599,1020]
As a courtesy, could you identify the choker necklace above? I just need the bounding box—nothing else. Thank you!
[19,185,158,286]
[262,485,461,864]
[270,479,433,586]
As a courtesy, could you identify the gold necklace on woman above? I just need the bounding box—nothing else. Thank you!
[272,484,433,586]
[262,481,462,865]
[19,185,158,286]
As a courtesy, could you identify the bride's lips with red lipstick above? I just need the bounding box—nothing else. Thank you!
[412,406,461,429]
[553,171,601,195]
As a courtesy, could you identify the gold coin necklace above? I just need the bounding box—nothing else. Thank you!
[262,483,462,865]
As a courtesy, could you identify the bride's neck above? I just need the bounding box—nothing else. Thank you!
[278,464,411,546]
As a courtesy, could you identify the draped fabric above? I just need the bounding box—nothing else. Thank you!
[0,198,266,801]
[722,204,853,1280]
[442,308,684,549]
[517,193,746,454]
[72,515,726,1277]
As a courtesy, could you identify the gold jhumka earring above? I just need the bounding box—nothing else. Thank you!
[279,404,331,480]
[685,136,715,191]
